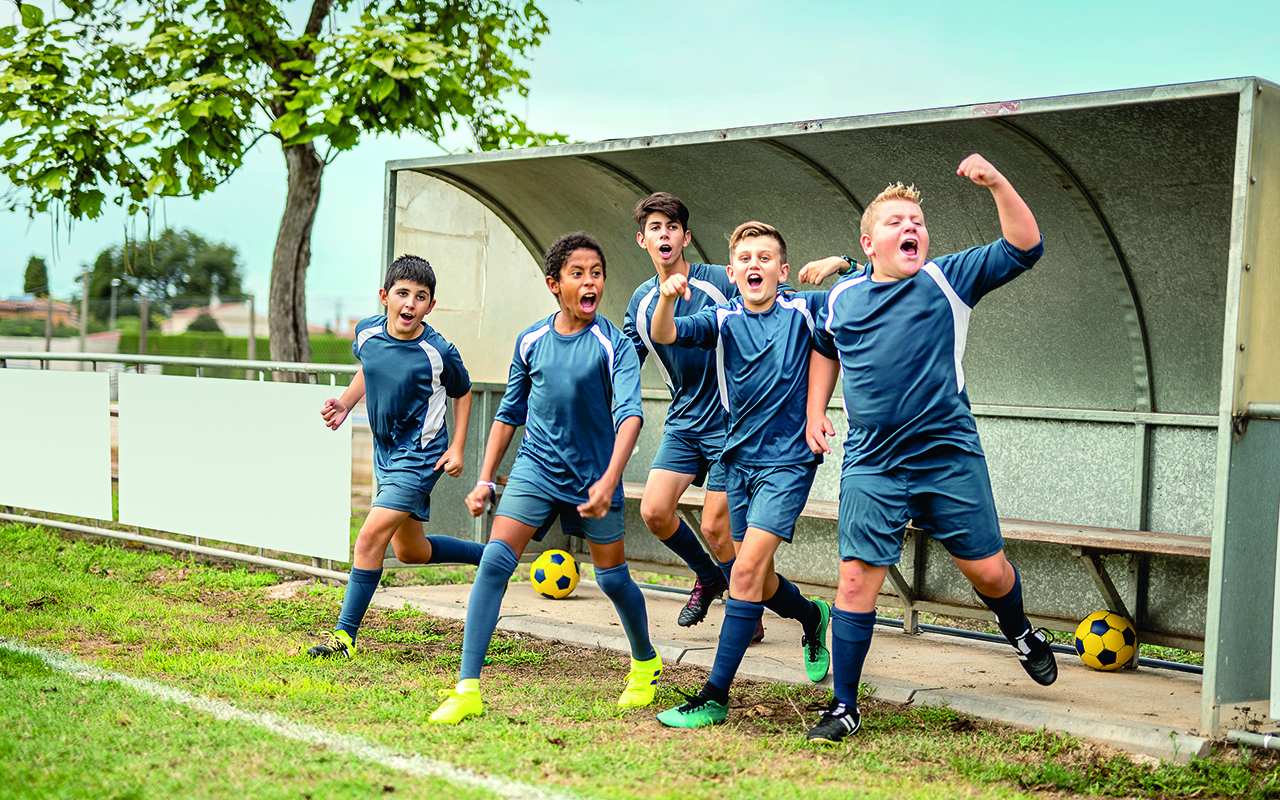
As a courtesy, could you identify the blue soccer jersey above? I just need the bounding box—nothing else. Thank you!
[624,263,736,438]
[674,291,828,467]
[352,315,472,466]
[496,314,644,506]
[814,238,1044,473]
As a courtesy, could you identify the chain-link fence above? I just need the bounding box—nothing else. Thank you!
[0,294,362,384]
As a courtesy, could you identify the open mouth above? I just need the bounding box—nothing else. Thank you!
[746,274,763,289]
[580,292,598,312]
[400,311,416,323]
[658,244,673,257]
[901,238,918,257]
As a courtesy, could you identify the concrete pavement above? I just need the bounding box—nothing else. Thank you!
[373,578,1213,763]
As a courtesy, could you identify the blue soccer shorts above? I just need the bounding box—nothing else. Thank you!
[651,430,727,492]
[372,451,444,522]
[495,476,626,545]
[838,446,1003,566]
[724,461,819,543]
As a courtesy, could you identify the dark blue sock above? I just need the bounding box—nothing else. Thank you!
[831,608,875,707]
[336,566,382,638]
[762,574,819,635]
[703,599,764,704]
[594,563,656,661]
[661,519,720,585]
[426,535,484,566]
[716,557,735,588]
[975,563,1030,643]
[459,540,519,680]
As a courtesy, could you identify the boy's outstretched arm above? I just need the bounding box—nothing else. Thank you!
[806,351,840,455]
[957,154,1039,251]
[797,256,851,285]
[577,415,643,520]
[649,272,690,344]
[435,391,472,478]
[464,419,517,516]
[321,367,366,430]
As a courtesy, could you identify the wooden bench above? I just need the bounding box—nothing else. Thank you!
[622,480,1211,664]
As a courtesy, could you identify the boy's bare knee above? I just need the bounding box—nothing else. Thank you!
[639,499,675,536]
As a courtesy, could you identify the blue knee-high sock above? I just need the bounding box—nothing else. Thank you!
[831,608,875,707]
[459,540,519,680]
[703,599,764,704]
[661,519,720,585]
[336,566,382,638]
[762,574,819,635]
[975,563,1030,643]
[594,563,657,662]
[425,535,484,566]
[716,557,735,588]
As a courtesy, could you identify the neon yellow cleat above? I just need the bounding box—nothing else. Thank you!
[617,654,663,708]
[308,629,356,659]
[428,682,482,724]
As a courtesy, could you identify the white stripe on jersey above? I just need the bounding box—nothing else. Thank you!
[688,277,730,306]
[634,287,673,393]
[824,275,866,334]
[922,262,972,394]
[518,323,552,364]
[712,305,743,413]
[588,323,620,413]
[775,293,816,332]
[355,325,380,354]
[416,341,448,449]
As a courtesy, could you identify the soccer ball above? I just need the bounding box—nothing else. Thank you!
[1073,610,1137,670]
[530,549,579,599]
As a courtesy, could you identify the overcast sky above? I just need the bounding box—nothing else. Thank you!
[6,0,1279,320]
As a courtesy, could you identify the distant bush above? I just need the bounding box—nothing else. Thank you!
[185,313,224,334]
[118,332,356,384]
[0,317,78,337]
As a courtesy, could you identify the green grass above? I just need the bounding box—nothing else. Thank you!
[2,522,1278,800]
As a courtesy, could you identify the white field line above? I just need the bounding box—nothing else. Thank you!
[3,638,589,800]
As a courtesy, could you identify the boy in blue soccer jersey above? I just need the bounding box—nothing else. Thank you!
[649,221,832,729]
[308,254,483,660]
[804,154,1054,743]
[624,193,748,633]
[428,231,661,725]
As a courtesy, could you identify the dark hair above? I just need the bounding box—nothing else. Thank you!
[383,254,436,297]
[632,192,689,230]
[544,232,606,280]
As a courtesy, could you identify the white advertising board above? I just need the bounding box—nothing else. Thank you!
[116,373,351,562]
[0,369,113,520]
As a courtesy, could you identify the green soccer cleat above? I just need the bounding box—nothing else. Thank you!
[656,694,728,728]
[618,654,663,708]
[803,598,831,682]
[308,629,356,659]
[428,683,482,725]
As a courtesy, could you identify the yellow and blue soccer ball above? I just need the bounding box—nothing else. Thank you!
[530,549,579,599]
[1074,610,1137,671]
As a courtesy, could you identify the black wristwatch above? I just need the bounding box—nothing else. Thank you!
[838,255,858,275]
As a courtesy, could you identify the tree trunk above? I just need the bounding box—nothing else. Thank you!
[269,141,324,375]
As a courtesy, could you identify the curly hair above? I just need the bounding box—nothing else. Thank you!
[544,232,606,280]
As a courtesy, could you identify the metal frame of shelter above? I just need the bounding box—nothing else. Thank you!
[382,78,1280,734]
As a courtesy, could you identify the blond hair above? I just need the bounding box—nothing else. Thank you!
[860,183,922,237]
[728,220,787,264]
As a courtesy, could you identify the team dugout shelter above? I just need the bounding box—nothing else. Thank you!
[380,78,1280,734]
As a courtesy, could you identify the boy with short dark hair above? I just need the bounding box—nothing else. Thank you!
[649,221,831,728]
[309,254,482,660]
[804,154,1054,744]
[624,192,742,632]
[429,231,661,725]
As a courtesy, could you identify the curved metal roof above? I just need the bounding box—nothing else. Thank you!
[389,78,1272,415]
